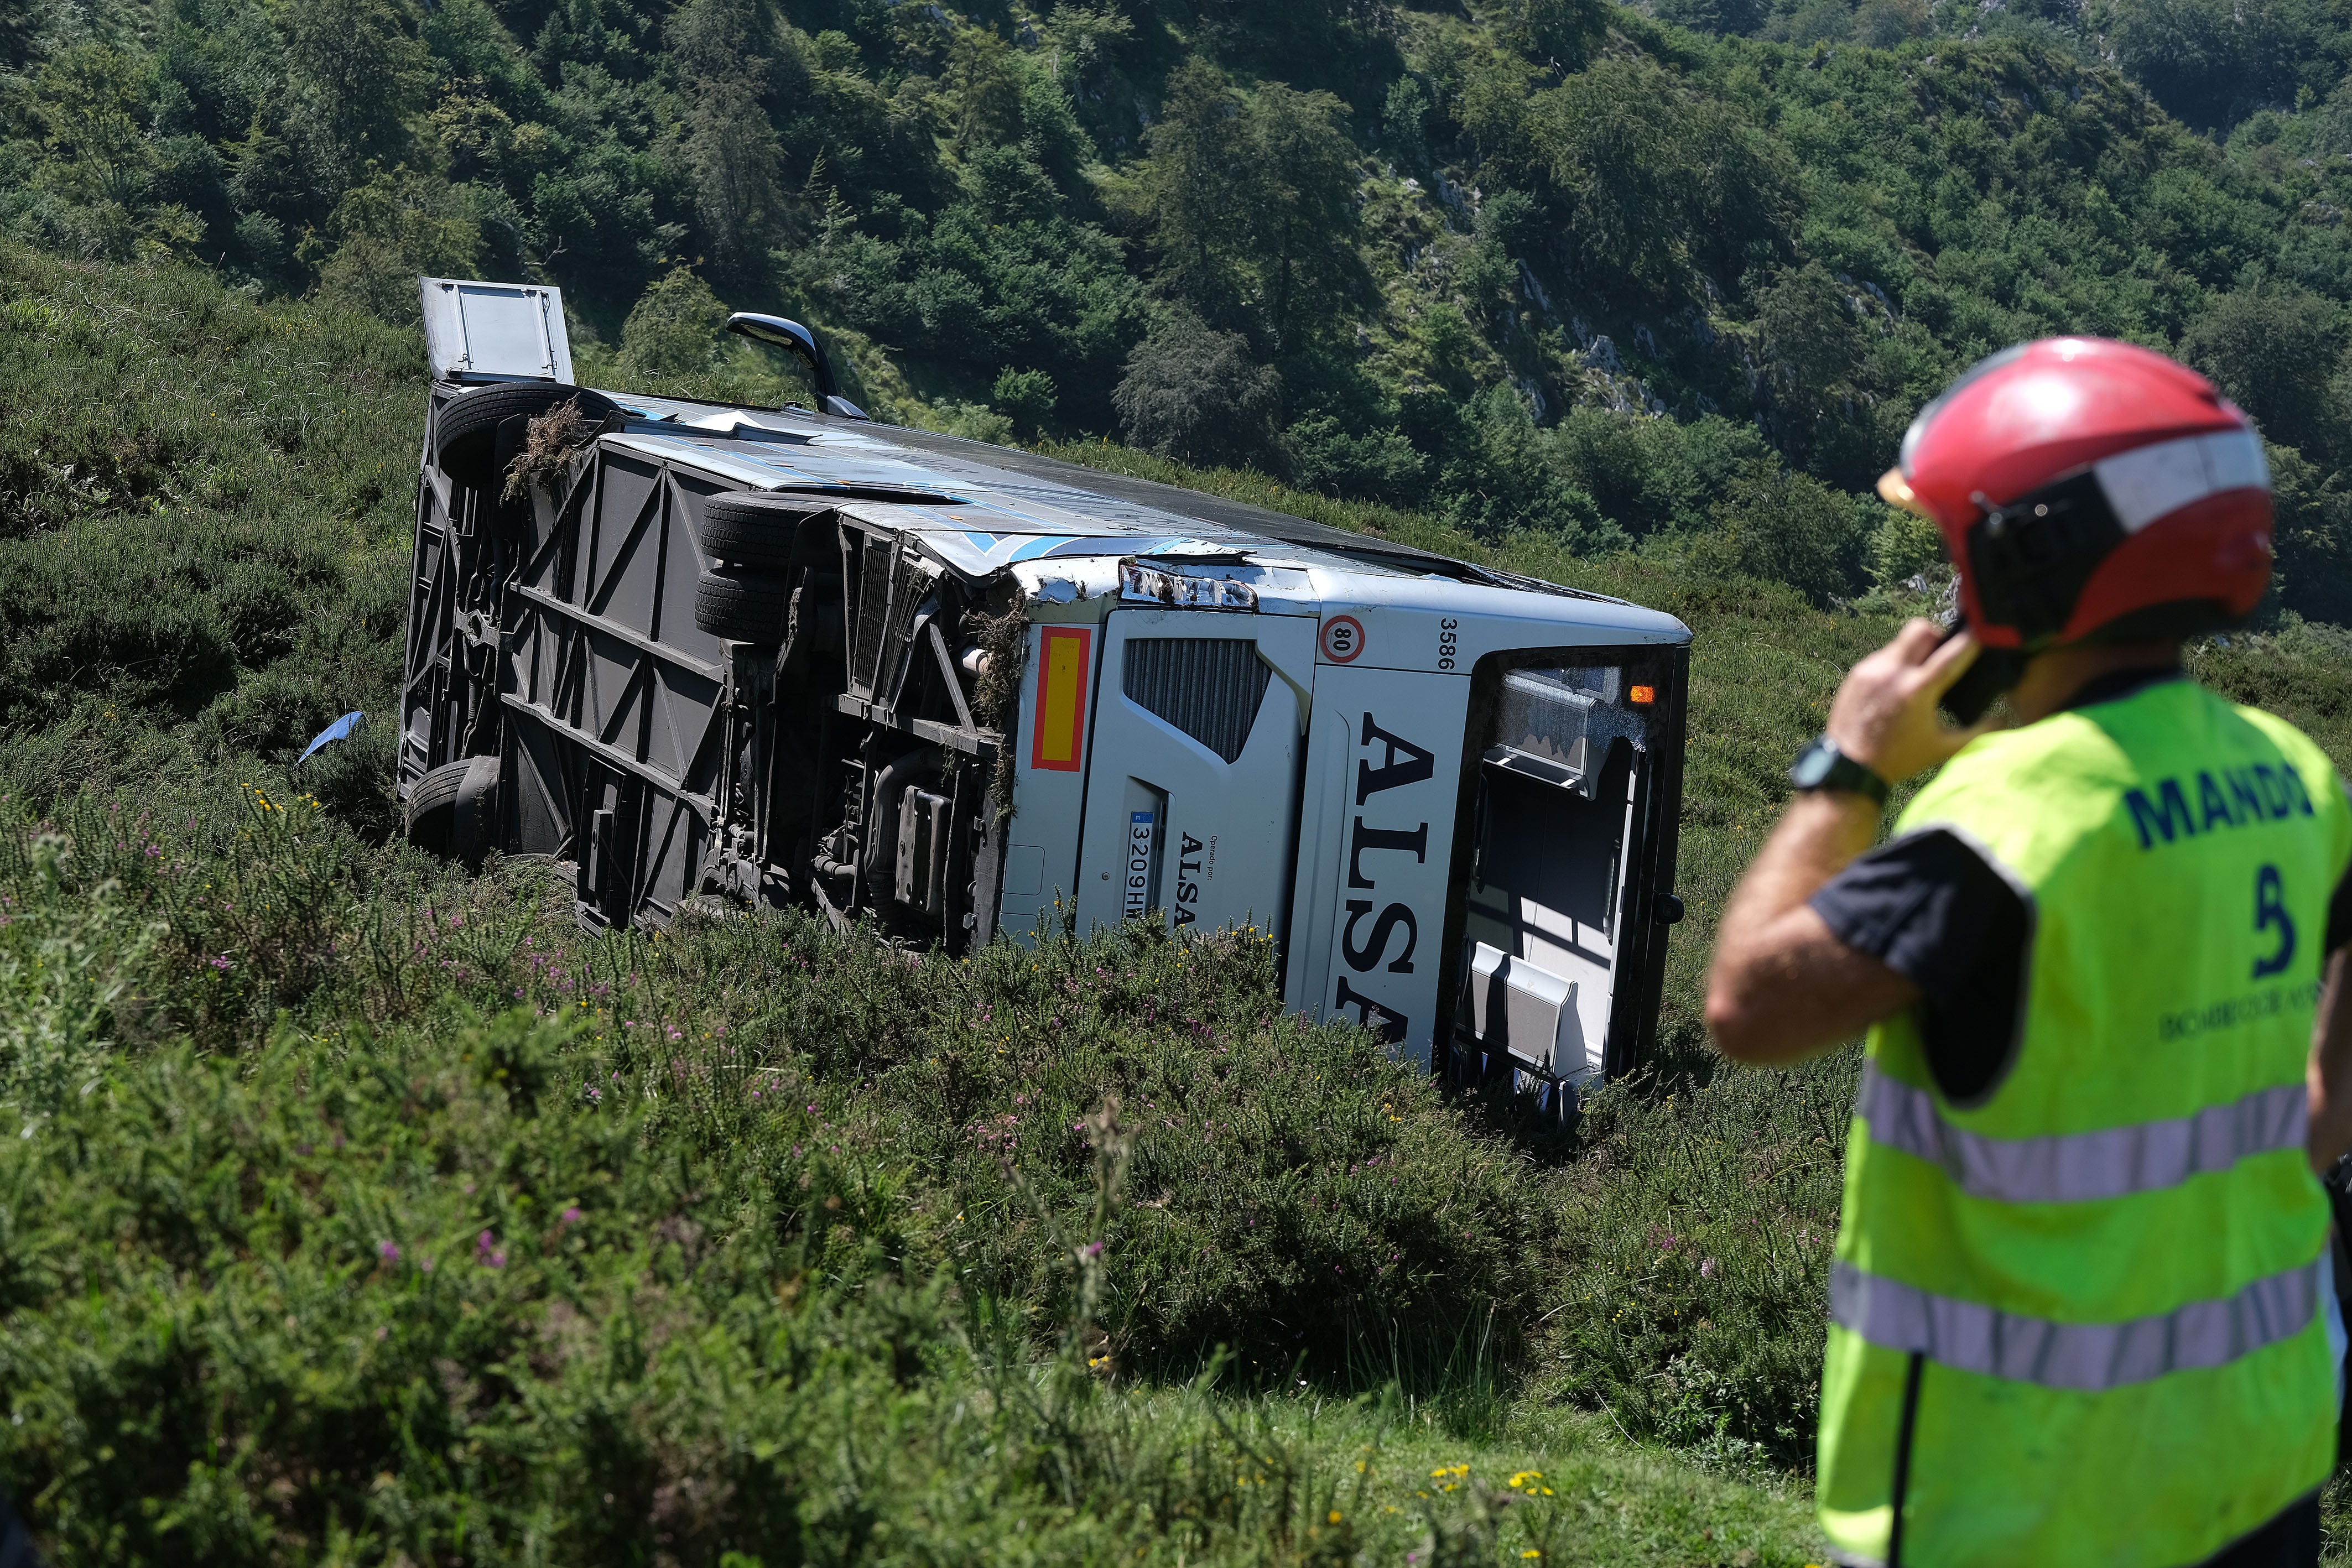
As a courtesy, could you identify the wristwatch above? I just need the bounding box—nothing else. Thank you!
[1788,734,1889,805]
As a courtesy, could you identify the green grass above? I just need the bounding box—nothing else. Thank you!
[7,243,2352,1564]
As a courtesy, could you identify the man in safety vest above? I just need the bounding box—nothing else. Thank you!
[1706,337,2352,1567]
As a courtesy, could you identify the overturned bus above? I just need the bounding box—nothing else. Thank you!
[397,275,1693,1097]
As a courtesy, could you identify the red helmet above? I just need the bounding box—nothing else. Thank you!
[1879,337,2273,650]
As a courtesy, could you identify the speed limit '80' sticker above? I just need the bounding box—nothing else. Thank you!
[1320,614,1365,664]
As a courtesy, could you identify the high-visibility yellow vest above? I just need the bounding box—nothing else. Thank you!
[1818,679,2350,1566]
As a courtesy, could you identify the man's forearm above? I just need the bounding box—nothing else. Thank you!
[1716,793,1883,941]
[1704,619,1980,1066]
[2308,949,2352,1172]
[1705,793,1916,1064]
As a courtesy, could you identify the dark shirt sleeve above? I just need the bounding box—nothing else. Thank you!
[1808,828,2032,1102]
[1810,829,2025,1003]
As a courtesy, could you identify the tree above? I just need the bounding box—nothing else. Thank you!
[1284,414,1427,503]
[992,367,1057,436]
[1489,55,1794,296]
[1855,0,1930,46]
[1113,310,1281,467]
[1240,84,1365,350]
[2112,0,2313,131]
[315,165,486,320]
[1653,0,1767,35]
[1142,59,1246,320]
[1382,75,1432,162]
[1552,407,1772,536]
[1869,504,1948,593]
[20,43,159,235]
[2318,75,2352,157]
[948,25,1024,154]
[425,79,518,185]
[1765,0,1855,43]
[0,0,39,70]
[1455,186,1540,311]
[1500,0,1611,69]
[1143,61,1365,349]
[1437,387,1616,546]
[670,0,786,275]
[315,166,486,321]
[964,144,1059,224]
[2180,287,2349,464]
[685,72,786,271]
[283,0,431,189]
[2268,443,2352,626]
[1754,259,1869,471]
[1696,459,1871,603]
[15,44,225,262]
[1043,4,1132,101]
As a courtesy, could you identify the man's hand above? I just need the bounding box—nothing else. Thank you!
[1828,618,1995,782]
[1704,620,1990,1065]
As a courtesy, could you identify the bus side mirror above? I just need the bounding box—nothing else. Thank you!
[726,312,869,420]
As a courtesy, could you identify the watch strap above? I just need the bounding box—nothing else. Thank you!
[1789,735,1890,805]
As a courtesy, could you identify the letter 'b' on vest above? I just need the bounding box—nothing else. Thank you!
[1815,681,2350,1568]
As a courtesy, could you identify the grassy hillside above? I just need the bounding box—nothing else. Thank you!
[0,237,1871,1564]
[6,255,2352,1561]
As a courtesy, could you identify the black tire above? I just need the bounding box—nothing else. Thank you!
[451,754,499,869]
[434,383,621,489]
[696,492,836,571]
[695,566,792,643]
[408,754,500,868]
[406,759,470,855]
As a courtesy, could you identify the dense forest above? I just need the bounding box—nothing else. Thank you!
[6,0,2352,618]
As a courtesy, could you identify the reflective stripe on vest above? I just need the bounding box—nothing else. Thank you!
[1857,1062,2308,1204]
[1831,1256,2322,1392]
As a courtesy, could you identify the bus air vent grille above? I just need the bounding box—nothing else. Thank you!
[1123,638,1269,763]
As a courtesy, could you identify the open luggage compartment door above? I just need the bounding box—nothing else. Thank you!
[1451,648,1687,1092]
[419,276,574,384]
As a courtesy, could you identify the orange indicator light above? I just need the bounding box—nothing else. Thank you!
[1628,684,1656,705]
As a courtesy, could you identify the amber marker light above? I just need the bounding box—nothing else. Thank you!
[1629,684,1656,705]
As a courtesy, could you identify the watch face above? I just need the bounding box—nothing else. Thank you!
[1792,743,1834,788]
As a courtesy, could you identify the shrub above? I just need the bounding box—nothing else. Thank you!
[991,365,1057,435]
[53,233,2352,1560]
[1540,1059,1853,1470]
[1283,413,1428,503]
[0,780,1839,1559]
[619,265,727,381]
[1867,502,1947,592]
